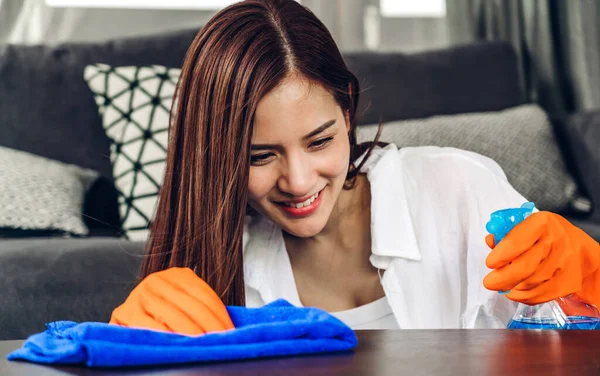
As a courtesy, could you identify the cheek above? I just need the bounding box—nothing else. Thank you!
[248,168,275,202]
[320,140,350,179]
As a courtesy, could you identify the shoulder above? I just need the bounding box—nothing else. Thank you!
[401,145,507,178]
[364,144,509,184]
[365,144,527,244]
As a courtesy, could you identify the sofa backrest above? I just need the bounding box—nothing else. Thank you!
[347,42,524,125]
[0,28,522,235]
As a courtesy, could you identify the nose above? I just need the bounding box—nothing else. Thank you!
[277,152,315,197]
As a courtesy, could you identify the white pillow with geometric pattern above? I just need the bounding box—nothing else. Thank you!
[84,64,180,241]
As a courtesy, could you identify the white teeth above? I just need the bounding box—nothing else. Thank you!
[284,191,319,208]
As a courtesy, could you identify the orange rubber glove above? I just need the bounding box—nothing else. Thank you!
[110,267,235,336]
[483,211,600,307]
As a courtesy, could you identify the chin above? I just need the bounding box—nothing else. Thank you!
[281,221,326,238]
[271,203,331,238]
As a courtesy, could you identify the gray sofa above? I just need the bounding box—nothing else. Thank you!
[1,28,599,340]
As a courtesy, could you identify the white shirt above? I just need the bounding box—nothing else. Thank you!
[331,296,400,330]
[243,144,526,329]
[250,238,400,329]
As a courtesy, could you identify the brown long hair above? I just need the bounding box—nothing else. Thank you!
[140,0,383,306]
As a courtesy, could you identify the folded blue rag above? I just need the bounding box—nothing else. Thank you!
[7,299,357,368]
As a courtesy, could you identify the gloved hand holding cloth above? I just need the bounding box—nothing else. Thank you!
[483,211,600,308]
[109,267,235,335]
[8,267,357,368]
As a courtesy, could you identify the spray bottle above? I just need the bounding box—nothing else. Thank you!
[486,202,600,329]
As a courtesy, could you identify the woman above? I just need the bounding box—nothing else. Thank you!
[127,0,599,330]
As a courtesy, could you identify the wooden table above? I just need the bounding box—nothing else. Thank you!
[1,330,600,375]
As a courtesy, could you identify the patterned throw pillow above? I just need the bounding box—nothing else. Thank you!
[357,104,590,214]
[84,64,180,241]
[0,146,99,236]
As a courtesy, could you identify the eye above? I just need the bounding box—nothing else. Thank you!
[310,136,334,149]
[250,153,274,166]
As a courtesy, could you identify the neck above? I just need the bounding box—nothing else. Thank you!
[284,174,384,311]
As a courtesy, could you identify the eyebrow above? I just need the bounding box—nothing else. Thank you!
[251,119,337,151]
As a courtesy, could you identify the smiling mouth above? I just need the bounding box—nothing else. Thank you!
[280,191,320,209]
[275,188,324,217]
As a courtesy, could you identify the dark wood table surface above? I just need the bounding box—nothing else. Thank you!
[2,329,600,375]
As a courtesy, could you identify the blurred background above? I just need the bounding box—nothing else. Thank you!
[1,0,599,112]
[1,0,450,52]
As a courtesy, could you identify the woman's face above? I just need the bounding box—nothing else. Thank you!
[248,75,351,238]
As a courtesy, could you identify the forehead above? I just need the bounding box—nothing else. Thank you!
[252,76,340,140]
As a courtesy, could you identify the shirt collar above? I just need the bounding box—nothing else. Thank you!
[358,144,422,268]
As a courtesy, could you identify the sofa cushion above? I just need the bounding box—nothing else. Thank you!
[357,104,588,214]
[83,64,179,241]
[0,146,99,237]
[0,237,145,340]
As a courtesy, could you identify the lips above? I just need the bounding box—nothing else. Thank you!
[281,191,320,208]
[277,189,323,218]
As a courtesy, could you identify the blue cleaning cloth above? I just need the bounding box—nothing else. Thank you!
[7,299,357,368]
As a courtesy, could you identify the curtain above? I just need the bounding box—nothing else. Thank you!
[447,0,600,114]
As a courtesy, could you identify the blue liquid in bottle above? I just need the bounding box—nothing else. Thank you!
[507,316,600,330]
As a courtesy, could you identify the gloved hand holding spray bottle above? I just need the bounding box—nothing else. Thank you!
[485,202,600,329]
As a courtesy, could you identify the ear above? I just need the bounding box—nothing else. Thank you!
[344,111,351,133]
[346,82,353,133]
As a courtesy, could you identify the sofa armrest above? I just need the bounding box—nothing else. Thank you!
[555,111,600,221]
[0,238,144,340]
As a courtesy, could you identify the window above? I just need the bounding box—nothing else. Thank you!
[45,0,300,9]
[380,0,446,18]
[45,0,243,9]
